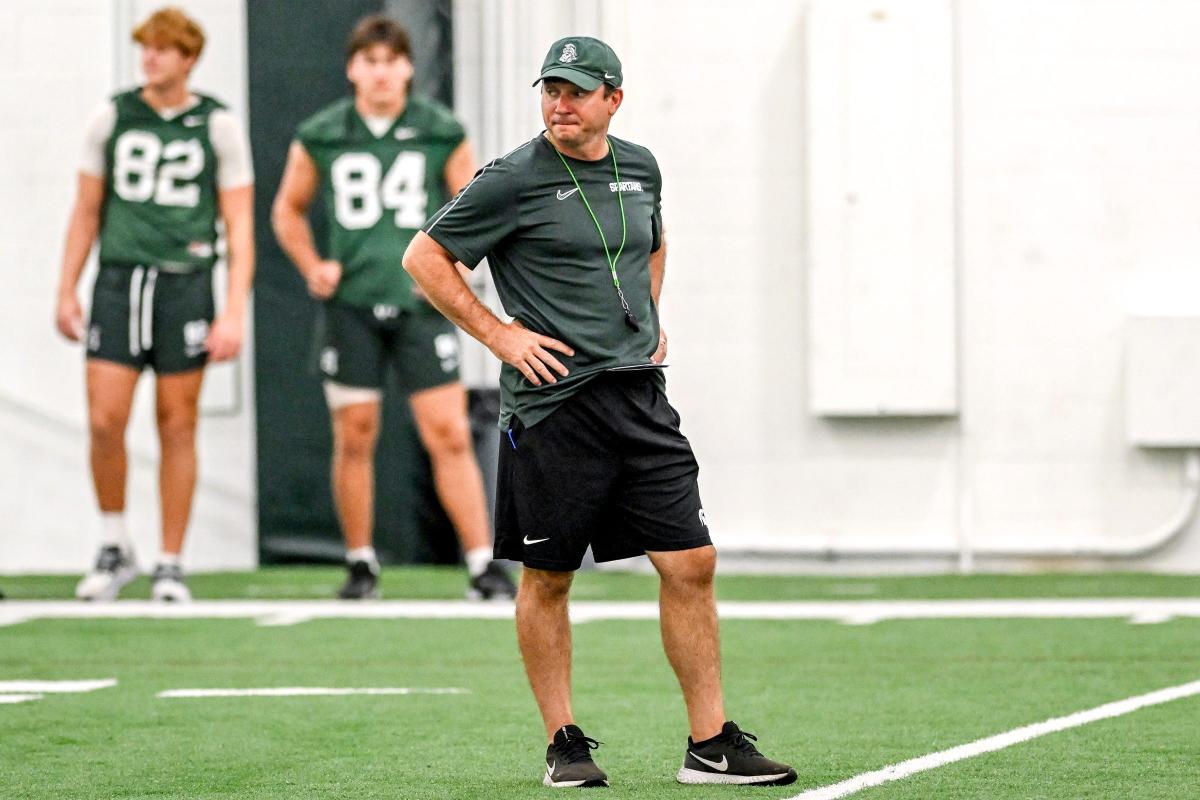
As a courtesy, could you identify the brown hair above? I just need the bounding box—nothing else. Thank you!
[345,15,412,62]
[132,7,205,58]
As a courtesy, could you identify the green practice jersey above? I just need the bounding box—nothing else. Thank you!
[99,89,225,271]
[296,96,466,310]
[423,134,664,429]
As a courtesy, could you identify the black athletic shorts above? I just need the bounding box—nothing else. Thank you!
[316,300,461,392]
[87,264,214,374]
[495,369,711,571]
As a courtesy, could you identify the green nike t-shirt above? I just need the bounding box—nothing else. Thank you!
[423,133,664,428]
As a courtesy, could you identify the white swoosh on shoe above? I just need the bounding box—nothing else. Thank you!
[689,752,729,771]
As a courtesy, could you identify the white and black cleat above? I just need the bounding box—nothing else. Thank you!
[150,563,192,602]
[543,724,609,788]
[75,546,138,601]
[676,721,797,786]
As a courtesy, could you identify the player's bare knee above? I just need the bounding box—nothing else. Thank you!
[334,411,378,460]
[156,410,198,448]
[88,409,127,447]
[424,416,471,460]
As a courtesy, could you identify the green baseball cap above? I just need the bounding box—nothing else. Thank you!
[533,36,623,91]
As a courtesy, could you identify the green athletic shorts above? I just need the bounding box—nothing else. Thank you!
[316,299,461,392]
[87,264,214,374]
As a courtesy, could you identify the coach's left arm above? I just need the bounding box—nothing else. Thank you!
[207,184,255,362]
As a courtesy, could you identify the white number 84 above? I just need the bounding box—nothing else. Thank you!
[331,151,427,230]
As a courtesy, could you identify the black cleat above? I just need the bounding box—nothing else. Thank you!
[337,560,379,600]
[677,721,797,786]
[467,560,517,600]
[543,724,609,788]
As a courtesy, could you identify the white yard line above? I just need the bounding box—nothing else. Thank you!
[0,679,117,693]
[787,678,1200,800]
[1,598,1200,627]
[0,694,43,704]
[158,687,469,699]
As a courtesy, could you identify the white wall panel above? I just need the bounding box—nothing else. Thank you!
[807,0,957,416]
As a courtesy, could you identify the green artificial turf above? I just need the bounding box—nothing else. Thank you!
[2,589,1199,799]
[1,567,1197,601]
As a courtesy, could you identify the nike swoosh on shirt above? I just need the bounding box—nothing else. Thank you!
[556,188,580,200]
[524,535,550,545]
[688,752,729,772]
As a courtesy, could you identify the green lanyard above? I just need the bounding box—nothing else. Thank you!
[554,138,640,330]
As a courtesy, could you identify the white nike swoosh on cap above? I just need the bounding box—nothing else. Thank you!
[556,188,579,200]
[524,535,550,545]
[689,752,729,771]
[604,72,616,79]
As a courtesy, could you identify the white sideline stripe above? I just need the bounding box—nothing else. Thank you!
[158,687,469,699]
[0,679,117,693]
[2,599,1200,627]
[787,678,1200,800]
[0,694,43,704]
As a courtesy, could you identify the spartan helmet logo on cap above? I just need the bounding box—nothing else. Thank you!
[559,43,578,63]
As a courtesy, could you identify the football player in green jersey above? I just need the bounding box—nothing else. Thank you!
[54,8,255,602]
[272,15,515,601]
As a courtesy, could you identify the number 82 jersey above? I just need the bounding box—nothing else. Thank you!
[98,89,228,272]
[296,95,466,311]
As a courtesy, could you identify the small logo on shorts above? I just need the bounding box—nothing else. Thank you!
[435,333,460,373]
[523,535,550,545]
[373,304,399,321]
[87,324,101,352]
[698,508,707,527]
[183,320,209,357]
[320,347,339,376]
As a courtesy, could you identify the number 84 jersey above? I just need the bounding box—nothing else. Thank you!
[296,95,466,311]
[99,89,227,272]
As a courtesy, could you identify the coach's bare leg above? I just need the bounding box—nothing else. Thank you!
[517,567,576,741]
[410,382,491,552]
[155,369,205,556]
[331,401,380,550]
[648,545,726,742]
[87,361,141,514]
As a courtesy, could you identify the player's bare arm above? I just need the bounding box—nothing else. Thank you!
[403,231,574,386]
[272,141,342,298]
[206,184,255,361]
[55,172,105,341]
[650,227,668,364]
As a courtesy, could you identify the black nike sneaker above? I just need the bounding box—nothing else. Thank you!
[543,724,609,788]
[337,560,379,600]
[467,560,517,600]
[677,721,797,786]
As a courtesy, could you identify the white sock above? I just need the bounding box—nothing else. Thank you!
[465,547,492,578]
[100,512,132,551]
[158,552,181,568]
[346,546,378,567]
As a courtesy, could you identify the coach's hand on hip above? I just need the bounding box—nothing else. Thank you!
[488,319,574,387]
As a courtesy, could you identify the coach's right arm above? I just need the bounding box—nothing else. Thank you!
[403,232,572,386]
